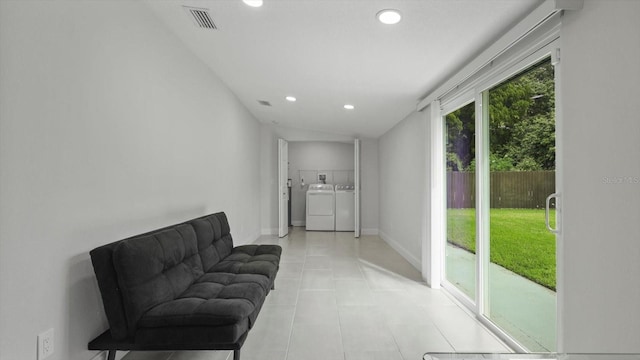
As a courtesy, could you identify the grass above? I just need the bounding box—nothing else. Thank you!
[447,208,556,290]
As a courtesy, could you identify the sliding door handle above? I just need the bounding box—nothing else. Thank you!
[545,193,560,234]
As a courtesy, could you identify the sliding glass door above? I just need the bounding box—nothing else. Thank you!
[442,56,557,352]
[484,58,557,352]
[445,101,477,302]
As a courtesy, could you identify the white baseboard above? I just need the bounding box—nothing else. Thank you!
[361,228,379,235]
[262,226,377,236]
[378,230,422,270]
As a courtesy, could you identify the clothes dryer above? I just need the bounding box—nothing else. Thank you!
[306,184,335,231]
[334,184,355,231]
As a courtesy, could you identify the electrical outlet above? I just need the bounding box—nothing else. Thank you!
[37,328,54,360]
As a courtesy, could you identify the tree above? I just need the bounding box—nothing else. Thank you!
[493,60,555,171]
[446,102,475,171]
[446,58,555,172]
[510,113,556,170]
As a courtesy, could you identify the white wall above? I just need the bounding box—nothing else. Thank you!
[377,2,640,352]
[0,2,262,360]
[378,110,428,269]
[260,125,379,235]
[288,142,354,225]
[559,0,640,352]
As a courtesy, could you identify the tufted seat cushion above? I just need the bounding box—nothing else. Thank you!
[189,214,282,281]
[138,272,270,328]
[210,245,282,279]
[132,271,270,345]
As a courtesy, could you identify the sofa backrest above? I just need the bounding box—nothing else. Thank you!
[89,212,234,340]
[112,223,203,337]
[188,212,234,271]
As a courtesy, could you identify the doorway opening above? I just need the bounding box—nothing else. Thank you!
[278,139,361,237]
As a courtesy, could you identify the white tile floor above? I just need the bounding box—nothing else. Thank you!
[123,228,510,360]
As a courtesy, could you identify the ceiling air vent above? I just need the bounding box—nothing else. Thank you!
[258,100,272,107]
[183,6,217,30]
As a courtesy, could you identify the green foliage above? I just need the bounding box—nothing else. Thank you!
[445,102,475,171]
[515,156,542,171]
[491,154,515,171]
[467,153,514,172]
[447,152,464,171]
[511,114,556,170]
[446,59,555,172]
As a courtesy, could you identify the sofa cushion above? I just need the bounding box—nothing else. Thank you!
[190,213,234,271]
[112,224,203,336]
[137,272,268,329]
[209,245,282,280]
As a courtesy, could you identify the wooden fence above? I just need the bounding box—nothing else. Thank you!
[447,171,555,209]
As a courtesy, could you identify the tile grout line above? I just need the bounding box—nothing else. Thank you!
[282,231,303,360]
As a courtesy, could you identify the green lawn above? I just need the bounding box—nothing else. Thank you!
[447,208,556,290]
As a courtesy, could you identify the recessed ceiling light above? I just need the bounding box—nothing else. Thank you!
[242,0,263,8]
[377,9,402,25]
[344,104,355,110]
[285,96,297,102]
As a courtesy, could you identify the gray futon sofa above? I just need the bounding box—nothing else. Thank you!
[88,212,282,360]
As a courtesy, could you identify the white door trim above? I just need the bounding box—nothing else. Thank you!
[278,138,289,238]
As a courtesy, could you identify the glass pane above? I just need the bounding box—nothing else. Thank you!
[445,101,476,300]
[486,58,556,351]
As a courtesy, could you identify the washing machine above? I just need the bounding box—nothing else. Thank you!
[306,184,335,231]
[334,184,355,231]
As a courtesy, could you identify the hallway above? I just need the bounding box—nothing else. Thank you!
[124,228,509,360]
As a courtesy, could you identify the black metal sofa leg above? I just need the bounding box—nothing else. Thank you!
[107,350,116,360]
[234,349,240,360]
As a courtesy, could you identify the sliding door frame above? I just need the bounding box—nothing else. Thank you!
[476,40,562,353]
[440,92,478,309]
[435,35,562,352]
